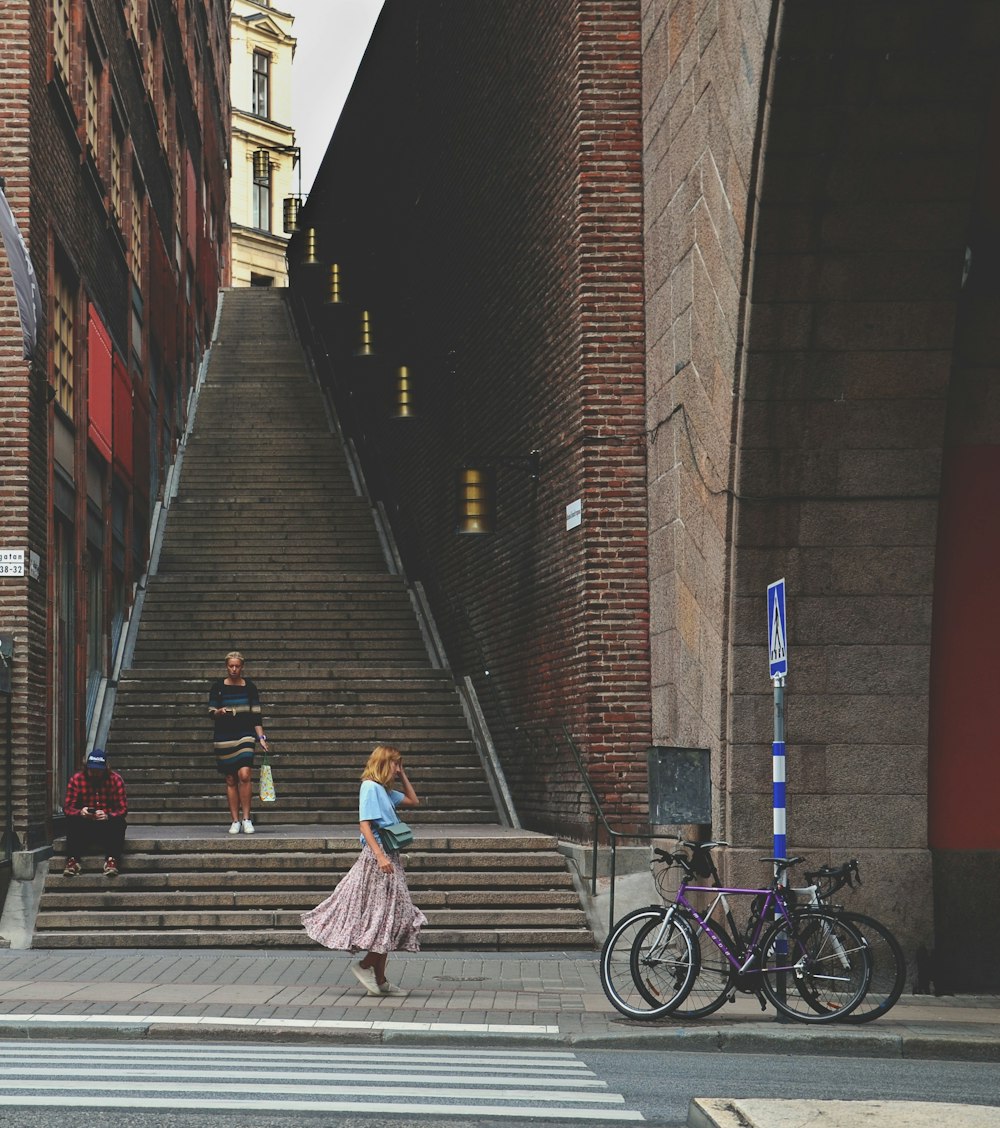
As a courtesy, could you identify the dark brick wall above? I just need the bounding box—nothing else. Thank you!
[0,0,228,847]
[0,0,47,848]
[294,0,650,837]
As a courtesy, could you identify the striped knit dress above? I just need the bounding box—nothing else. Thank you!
[209,678,263,775]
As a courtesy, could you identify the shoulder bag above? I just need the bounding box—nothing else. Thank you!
[380,820,413,851]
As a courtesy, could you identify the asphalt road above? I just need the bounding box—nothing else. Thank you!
[0,1040,996,1126]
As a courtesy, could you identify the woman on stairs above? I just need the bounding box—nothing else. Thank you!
[301,743,426,997]
[208,651,269,834]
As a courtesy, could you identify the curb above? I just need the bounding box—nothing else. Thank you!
[0,1016,994,1061]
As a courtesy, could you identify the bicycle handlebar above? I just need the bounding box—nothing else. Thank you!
[803,858,862,896]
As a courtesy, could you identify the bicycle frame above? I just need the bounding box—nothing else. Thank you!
[653,883,798,975]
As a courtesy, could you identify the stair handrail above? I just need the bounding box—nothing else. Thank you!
[516,722,672,933]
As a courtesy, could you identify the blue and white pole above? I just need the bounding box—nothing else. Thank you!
[773,677,786,874]
[766,578,789,877]
[767,578,790,1019]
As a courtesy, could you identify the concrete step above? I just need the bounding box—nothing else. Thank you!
[63,288,592,952]
[30,928,594,949]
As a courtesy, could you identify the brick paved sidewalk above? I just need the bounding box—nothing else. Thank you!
[0,948,996,1059]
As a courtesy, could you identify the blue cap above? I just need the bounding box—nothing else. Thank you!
[86,750,108,770]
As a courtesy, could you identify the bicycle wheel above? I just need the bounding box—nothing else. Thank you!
[835,911,906,1023]
[600,907,698,1020]
[636,913,737,1019]
[760,909,870,1023]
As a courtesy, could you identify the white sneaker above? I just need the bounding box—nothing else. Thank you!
[349,962,381,995]
[378,980,408,997]
[228,821,241,834]
[242,818,255,834]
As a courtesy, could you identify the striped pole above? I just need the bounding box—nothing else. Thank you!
[773,676,786,875]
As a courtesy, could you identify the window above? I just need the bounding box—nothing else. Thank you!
[111,479,128,659]
[173,130,183,267]
[85,41,101,156]
[85,515,106,729]
[110,110,124,219]
[252,50,270,118]
[125,0,140,44]
[53,259,75,417]
[51,500,76,807]
[52,0,71,84]
[130,175,143,287]
[252,167,271,232]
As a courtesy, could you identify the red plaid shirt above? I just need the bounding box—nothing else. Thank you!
[63,770,128,818]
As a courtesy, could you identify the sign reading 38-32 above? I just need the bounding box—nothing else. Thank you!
[0,550,25,577]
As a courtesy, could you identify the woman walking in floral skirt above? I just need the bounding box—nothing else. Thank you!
[302,744,426,997]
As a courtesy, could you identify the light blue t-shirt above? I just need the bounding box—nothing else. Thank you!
[358,779,404,847]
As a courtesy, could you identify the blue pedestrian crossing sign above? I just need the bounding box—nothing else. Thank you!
[767,579,788,679]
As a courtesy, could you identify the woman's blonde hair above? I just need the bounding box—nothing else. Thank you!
[361,743,401,787]
[225,651,245,665]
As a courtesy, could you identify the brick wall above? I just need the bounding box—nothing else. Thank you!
[0,0,47,847]
[0,0,228,848]
[294,0,650,837]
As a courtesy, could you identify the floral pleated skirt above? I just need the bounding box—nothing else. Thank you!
[301,846,427,955]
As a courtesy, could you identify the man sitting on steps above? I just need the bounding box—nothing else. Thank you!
[62,749,128,877]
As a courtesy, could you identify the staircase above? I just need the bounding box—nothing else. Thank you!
[32,288,592,950]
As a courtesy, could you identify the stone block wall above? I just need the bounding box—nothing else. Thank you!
[642,0,772,794]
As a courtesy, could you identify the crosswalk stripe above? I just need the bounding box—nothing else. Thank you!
[0,1096,645,1119]
[0,1067,608,1090]
[0,1011,559,1035]
[0,1044,589,1069]
[0,1040,644,1121]
[0,1079,624,1103]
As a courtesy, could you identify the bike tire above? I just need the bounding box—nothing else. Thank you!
[599,906,698,1020]
[833,911,906,1023]
[635,913,738,1019]
[760,909,870,1024]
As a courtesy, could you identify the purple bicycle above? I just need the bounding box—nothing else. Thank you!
[600,842,872,1023]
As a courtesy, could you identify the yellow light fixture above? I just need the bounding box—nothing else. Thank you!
[324,263,343,305]
[252,149,270,185]
[354,309,376,357]
[282,196,301,233]
[455,467,495,534]
[299,227,320,266]
[391,365,414,418]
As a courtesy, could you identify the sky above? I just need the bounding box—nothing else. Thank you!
[280,0,385,198]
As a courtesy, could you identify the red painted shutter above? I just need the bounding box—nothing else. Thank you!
[87,304,113,461]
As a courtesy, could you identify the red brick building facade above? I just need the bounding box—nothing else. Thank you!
[290,0,1000,986]
[0,0,229,857]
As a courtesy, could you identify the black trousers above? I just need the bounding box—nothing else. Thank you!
[64,816,127,861]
